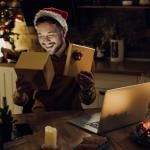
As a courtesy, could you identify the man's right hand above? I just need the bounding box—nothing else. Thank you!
[16,76,33,93]
[13,76,33,106]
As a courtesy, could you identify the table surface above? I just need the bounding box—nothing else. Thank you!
[4,109,147,150]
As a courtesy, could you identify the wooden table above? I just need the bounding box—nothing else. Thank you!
[4,109,147,150]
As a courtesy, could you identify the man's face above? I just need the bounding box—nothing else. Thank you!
[36,22,65,55]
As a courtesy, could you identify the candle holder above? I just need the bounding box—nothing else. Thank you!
[131,120,150,148]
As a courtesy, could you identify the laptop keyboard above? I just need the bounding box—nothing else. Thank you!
[71,115,93,126]
[69,112,100,133]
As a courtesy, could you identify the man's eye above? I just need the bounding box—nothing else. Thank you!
[47,35,53,38]
[48,34,55,37]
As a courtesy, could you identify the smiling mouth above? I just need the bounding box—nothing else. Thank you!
[45,44,55,49]
[45,46,53,49]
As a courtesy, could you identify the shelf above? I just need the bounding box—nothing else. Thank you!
[77,5,150,9]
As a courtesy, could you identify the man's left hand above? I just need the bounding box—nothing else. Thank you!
[76,71,94,90]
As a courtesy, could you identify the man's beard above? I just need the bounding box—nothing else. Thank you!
[42,42,63,55]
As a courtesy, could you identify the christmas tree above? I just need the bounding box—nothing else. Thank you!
[0,0,23,50]
[0,96,14,144]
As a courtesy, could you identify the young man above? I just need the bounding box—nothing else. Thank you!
[13,7,96,113]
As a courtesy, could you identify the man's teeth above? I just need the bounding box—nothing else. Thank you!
[46,45,53,48]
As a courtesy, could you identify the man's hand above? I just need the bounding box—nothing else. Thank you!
[16,76,33,93]
[13,76,33,106]
[76,71,96,105]
[76,71,94,90]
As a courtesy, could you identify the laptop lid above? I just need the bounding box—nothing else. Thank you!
[98,82,150,134]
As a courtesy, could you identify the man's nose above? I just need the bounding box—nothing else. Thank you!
[41,36,50,41]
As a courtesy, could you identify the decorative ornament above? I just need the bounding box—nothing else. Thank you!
[72,50,83,60]
[0,1,6,8]
[131,120,150,148]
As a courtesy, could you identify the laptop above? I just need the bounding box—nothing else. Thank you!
[69,82,150,134]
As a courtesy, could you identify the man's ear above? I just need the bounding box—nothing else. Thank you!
[61,27,67,37]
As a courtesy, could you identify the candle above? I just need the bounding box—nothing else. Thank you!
[44,125,57,149]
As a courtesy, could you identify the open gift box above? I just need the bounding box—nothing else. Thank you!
[64,43,95,77]
[15,52,55,90]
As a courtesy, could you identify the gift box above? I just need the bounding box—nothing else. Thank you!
[64,43,95,76]
[15,52,55,90]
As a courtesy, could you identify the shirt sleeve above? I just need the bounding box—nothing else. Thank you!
[79,61,96,105]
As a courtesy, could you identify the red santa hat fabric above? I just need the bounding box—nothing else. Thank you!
[34,7,68,35]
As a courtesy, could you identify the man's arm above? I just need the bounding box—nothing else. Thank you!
[13,78,35,113]
[77,71,96,105]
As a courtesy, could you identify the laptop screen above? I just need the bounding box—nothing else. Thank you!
[99,82,150,133]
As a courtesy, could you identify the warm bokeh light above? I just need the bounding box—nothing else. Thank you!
[143,121,150,130]
[0,37,12,57]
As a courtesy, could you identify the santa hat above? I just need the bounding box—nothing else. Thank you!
[34,7,68,35]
